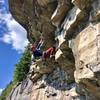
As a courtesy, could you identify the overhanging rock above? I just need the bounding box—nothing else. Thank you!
[51,0,72,27]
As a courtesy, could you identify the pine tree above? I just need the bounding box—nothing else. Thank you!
[13,48,31,82]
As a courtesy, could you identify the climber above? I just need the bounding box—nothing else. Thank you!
[30,44,56,62]
[42,46,56,61]
[30,35,44,62]
[30,43,43,62]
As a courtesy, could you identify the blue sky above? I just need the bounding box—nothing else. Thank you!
[0,0,29,94]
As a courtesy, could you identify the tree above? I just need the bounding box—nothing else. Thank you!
[13,48,31,82]
[0,48,31,99]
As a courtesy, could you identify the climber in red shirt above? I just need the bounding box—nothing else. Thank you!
[43,46,56,61]
[30,43,56,61]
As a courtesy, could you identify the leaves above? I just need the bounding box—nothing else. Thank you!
[0,81,15,100]
[0,47,31,99]
[13,48,31,82]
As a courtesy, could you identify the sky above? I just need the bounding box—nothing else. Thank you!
[0,0,29,94]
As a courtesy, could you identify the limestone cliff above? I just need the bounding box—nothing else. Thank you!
[7,0,100,100]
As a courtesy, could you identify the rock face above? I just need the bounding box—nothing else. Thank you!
[7,78,33,100]
[8,0,100,100]
[7,68,92,100]
[9,0,57,48]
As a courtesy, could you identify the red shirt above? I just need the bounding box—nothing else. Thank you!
[43,47,55,58]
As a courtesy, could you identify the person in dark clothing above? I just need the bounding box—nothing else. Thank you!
[30,43,56,62]
[30,44,43,60]
[33,49,43,58]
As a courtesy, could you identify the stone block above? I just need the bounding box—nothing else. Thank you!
[72,0,91,10]
[55,48,75,82]
[73,24,98,65]
[73,23,100,99]
[63,6,85,36]
[55,49,63,60]
[51,0,72,27]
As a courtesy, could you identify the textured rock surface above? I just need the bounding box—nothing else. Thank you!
[73,23,100,99]
[8,0,100,100]
[7,68,88,100]
[9,0,57,48]
[51,0,72,27]
[7,78,33,100]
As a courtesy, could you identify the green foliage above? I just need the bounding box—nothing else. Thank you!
[0,48,31,99]
[0,81,15,100]
[13,48,31,82]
